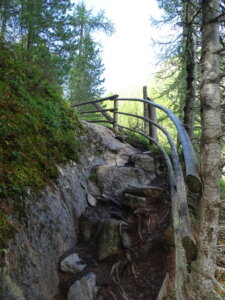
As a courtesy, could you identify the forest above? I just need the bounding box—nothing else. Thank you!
[0,0,225,299]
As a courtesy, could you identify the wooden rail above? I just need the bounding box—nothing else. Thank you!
[72,94,201,192]
[72,92,202,293]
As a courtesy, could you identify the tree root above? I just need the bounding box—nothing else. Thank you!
[109,289,118,300]
[137,217,144,241]
[213,290,224,300]
[211,275,225,295]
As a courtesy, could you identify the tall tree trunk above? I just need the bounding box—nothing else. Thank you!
[27,24,34,50]
[0,0,9,41]
[190,0,221,298]
[183,0,197,140]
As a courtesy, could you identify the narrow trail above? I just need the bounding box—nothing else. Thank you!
[55,132,175,300]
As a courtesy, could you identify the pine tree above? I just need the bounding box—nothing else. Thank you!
[69,35,105,102]
[153,0,201,139]
[69,2,114,103]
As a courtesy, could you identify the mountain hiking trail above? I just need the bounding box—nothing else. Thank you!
[55,124,175,300]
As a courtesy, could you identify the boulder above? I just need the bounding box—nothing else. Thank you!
[97,219,121,261]
[60,253,86,273]
[130,153,155,172]
[68,272,97,300]
[84,122,139,166]
[96,166,150,198]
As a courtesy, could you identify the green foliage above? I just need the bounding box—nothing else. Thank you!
[89,173,98,182]
[122,130,151,151]
[69,2,114,105]
[70,36,106,103]
[0,0,114,248]
[0,44,82,205]
[0,0,76,80]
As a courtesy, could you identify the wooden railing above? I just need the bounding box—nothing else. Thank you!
[72,91,202,298]
[72,94,201,187]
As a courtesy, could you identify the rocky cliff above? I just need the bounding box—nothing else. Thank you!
[0,122,171,300]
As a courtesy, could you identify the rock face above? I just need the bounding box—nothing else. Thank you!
[0,122,170,300]
[0,122,139,300]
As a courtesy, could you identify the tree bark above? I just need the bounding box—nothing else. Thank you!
[183,0,197,140]
[190,0,221,298]
[0,0,9,41]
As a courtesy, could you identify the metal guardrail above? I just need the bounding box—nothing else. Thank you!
[72,93,202,262]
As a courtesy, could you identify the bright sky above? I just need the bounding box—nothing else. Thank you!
[82,0,163,95]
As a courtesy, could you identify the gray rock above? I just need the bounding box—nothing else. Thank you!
[0,122,161,300]
[130,153,155,172]
[84,122,139,166]
[68,272,97,300]
[60,253,86,273]
[96,166,150,198]
[1,122,138,300]
[123,194,146,209]
[97,219,121,261]
[87,193,97,206]
[79,216,97,242]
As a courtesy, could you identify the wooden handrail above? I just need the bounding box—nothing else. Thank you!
[87,120,114,124]
[71,94,119,107]
[80,108,116,114]
[72,96,202,194]
[116,98,202,193]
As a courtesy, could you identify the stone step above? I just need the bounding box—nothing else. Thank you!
[124,184,164,199]
[95,165,154,198]
[130,153,155,172]
[123,193,147,209]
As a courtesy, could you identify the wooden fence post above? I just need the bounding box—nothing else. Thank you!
[143,86,149,134]
[143,86,158,143]
[113,98,119,132]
